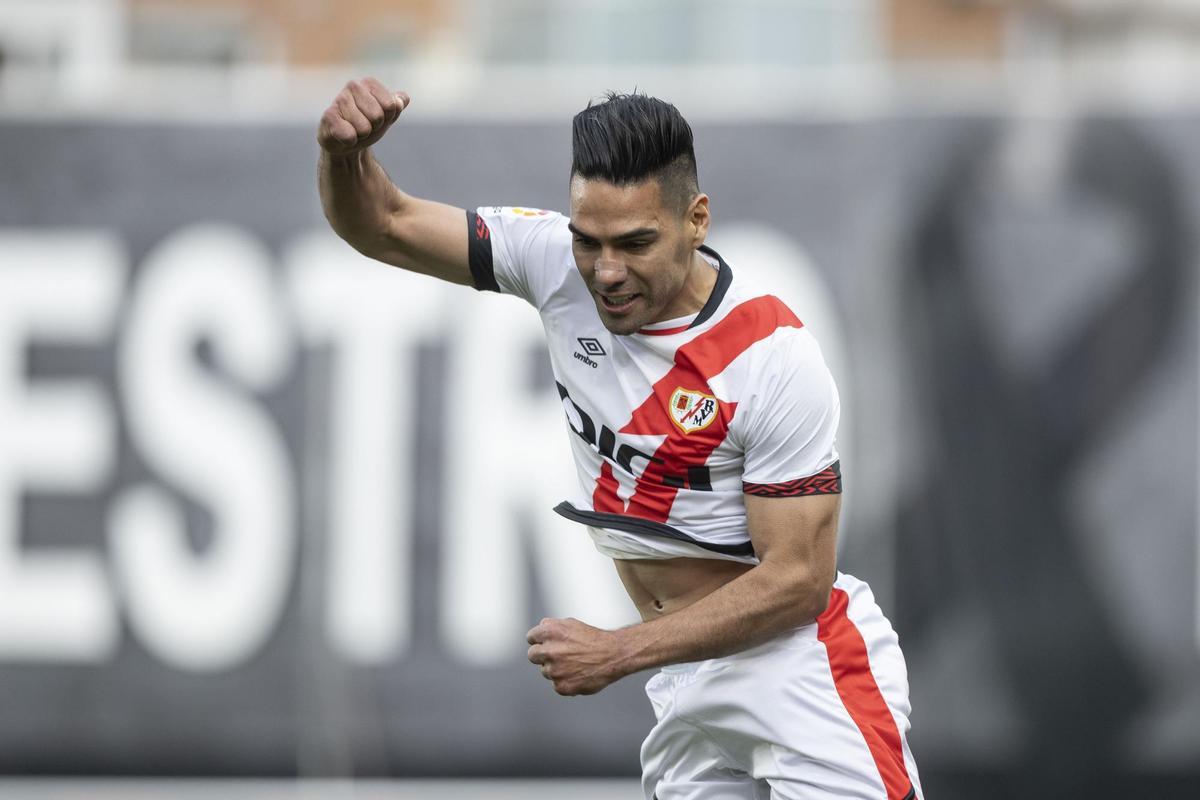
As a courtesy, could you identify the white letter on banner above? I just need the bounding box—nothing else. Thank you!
[0,231,122,661]
[287,232,441,664]
[441,294,634,666]
[108,224,294,672]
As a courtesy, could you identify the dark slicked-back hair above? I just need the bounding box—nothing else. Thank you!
[571,92,699,213]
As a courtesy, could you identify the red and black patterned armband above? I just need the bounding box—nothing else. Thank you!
[465,210,500,292]
[743,460,842,497]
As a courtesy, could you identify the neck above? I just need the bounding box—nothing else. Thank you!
[650,248,718,324]
[679,249,718,314]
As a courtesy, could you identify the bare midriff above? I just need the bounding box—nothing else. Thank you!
[614,556,755,622]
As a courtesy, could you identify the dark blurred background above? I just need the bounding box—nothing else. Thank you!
[0,1,1197,798]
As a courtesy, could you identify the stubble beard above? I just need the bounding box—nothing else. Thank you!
[595,301,647,336]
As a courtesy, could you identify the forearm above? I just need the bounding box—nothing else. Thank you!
[526,496,839,696]
[611,561,832,678]
[318,148,408,252]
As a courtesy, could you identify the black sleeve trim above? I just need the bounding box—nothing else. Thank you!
[553,502,755,557]
[743,460,843,497]
[466,210,500,292]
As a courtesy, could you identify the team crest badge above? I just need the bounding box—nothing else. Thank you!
[669,388,719,434]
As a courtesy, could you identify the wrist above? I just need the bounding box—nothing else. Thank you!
[321,147,373,171]
[609,621,661,679]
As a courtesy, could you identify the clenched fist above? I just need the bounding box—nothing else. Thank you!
[317,77,409,156]
[527,616,628,696]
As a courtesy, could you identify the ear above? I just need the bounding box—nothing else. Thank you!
[687,194,711,248]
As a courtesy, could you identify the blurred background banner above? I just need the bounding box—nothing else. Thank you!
[0,1,1198,799]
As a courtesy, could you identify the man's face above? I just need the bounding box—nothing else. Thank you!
[568,175,705,336]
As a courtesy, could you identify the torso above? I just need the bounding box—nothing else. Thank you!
[545,245,813,562]
[471,207,842,602]
[614,557,755,621]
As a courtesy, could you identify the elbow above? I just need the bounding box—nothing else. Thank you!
[803,584,831,622]
[791,568,836,624]
[322,210,367,251]
[328,219,396,265]
[321,206,381,251]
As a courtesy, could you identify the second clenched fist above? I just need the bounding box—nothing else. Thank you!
[317,77,409,156]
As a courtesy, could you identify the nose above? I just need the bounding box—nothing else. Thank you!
[593,258,627,287]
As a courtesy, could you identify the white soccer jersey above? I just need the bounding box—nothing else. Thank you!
[468,206,842,563]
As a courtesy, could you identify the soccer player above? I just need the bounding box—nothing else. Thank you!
[318,77,923,800]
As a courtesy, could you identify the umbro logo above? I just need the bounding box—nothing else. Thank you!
[573,337,606,369]
[577,337,606,356]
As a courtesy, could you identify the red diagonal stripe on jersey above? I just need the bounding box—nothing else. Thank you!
[818,588,914,800]
[592,461,624,514]
[592,295,802,521]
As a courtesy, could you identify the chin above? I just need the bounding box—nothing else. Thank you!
[599,315,643,336]
[595,304,646,336]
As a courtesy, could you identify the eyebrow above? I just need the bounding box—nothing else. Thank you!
[568,223,659,242]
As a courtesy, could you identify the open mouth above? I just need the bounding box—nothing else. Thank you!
[599,293,640,313]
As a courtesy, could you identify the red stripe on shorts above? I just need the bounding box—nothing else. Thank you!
[817,588,914,800]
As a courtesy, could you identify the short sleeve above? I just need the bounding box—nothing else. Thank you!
[738,328,842,497]
[467,206,573,310]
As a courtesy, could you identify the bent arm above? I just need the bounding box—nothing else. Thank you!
[317,78,472,285]
[526,492,841,695]
[607,492,840,676]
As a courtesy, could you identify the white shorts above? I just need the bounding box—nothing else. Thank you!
[640,573,923,800]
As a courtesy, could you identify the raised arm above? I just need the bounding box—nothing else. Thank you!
[317,77,472,285]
